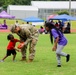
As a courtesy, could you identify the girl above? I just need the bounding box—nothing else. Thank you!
[44,21,70,67]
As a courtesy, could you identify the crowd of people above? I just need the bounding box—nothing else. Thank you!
[38,20,71,34]
[50,20,71,33]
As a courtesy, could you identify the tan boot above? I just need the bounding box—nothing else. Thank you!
[20,57,26,61]
[27,59,33,63]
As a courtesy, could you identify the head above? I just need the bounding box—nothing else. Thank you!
[26,22,29,24]
[16,20,18,23]
[44,21,55,32]
[10,25,21,33]
[44,21,62,44]
[40,26,43,29]
[7,34,14,41]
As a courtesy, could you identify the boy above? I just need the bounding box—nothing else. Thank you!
[0,34,20,62]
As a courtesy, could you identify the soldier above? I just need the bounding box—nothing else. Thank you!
[10,25,39,62]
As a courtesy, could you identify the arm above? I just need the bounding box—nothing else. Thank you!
[52,36,59,51]
[23,28,32,45]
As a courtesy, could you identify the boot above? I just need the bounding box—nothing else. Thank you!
[20,57,26,61]
[27,59,33,63]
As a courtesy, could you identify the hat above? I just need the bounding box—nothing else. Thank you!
[10,25,16,33]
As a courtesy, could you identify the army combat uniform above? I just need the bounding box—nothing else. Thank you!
[11,25,39,61]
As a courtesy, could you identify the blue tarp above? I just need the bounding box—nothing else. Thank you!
[22,16,44,22]
[50,14,76,21]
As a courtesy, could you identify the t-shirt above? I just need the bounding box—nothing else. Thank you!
[7,39,19,50]
[51,28,67,46]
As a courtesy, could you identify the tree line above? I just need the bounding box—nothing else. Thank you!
[0,0,75,10]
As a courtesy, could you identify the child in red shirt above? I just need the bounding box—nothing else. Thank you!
[0,34,20,62]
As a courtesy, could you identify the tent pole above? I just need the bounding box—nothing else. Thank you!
[69,0,71,33]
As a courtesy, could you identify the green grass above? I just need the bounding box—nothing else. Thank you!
[0,32,76,75]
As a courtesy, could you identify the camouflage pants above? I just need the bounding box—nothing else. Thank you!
[21,39,38,60]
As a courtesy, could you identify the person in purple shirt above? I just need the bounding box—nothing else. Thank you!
[44,21,70,67]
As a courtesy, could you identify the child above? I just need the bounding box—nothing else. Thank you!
[44,21,70,67]
[0,34,20,62]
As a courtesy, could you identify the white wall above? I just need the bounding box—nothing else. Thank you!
[7,5,38,19]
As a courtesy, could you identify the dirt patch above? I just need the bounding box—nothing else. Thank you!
[0,29,10,32]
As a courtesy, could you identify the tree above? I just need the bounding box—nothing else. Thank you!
[57,10,69,15]
[12,0,31,5]
[0,0,5,7]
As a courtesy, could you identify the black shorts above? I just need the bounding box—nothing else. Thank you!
[7,49,17,56]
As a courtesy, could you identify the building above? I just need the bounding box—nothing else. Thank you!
[31,1,76,19]
[7,1,76,19]
[7,5,38,19]
[0,7,3,12]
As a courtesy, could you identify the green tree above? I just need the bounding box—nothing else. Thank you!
[2,0,31,10]
[57,10,69,15]
[12,0,31,5]
[0,0,5,7]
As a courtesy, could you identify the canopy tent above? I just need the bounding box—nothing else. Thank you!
[49,14,76,21]
[22,16,44,22]
[47,14,57,20]
[0,11,15,19]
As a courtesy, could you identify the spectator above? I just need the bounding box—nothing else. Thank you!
[15,20,19,26]
[39,26,45,34]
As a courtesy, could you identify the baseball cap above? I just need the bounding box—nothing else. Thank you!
[10,25,16,33]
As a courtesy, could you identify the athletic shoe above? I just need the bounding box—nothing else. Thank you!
[0,60,4,62]
[66,54,70,62]
[57,65,61,67]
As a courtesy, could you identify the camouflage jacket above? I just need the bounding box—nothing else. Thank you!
[17,25,39,45]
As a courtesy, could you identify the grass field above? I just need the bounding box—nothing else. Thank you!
[0,32,76,75]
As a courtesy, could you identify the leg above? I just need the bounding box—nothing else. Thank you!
[2,55,8,61]
[1,50,10,62]
[56,45,67,67]
[20,44,28,61]
[11,50,17,61]
[13,54,16,61]
[56,45,67,56]
[28,39,37,62]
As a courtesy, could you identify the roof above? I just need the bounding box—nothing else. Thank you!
[8,5,38,11]
[31,1,76,9]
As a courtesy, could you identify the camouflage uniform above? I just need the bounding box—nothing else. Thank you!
[11,25,39,60]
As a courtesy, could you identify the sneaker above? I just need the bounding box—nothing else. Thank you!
[57,65,61,67]
[0,60,4,62]
[66,54,70,62]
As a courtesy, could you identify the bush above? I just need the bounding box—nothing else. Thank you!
[57,10,69,15]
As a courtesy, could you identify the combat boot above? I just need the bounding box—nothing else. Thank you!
[20,57,26,61]
[27,59,33,63]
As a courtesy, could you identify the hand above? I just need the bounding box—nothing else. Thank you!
[52,46,57,51]
[15,49,21,52]
[17,42,25,49]
[17,49,21,52]
[20,43,24,48]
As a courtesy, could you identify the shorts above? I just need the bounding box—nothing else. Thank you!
[7,49,17,56]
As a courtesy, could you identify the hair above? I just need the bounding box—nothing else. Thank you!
[44,21,63,44]
[7,34,14,40]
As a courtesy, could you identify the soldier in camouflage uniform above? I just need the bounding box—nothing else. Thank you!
[10,25,39,62]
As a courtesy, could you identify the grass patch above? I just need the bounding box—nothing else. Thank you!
[0,32,76,75]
